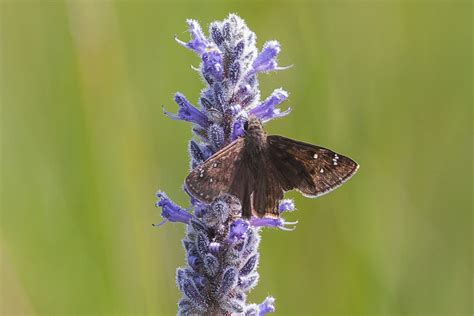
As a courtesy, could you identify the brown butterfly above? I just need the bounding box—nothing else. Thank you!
[185,117,359,219]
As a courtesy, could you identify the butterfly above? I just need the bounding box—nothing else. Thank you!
[185,117,359,219]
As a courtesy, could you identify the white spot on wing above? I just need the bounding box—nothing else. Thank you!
[313,153,318,159]
[320,168,324,173]
[296,162,359,199]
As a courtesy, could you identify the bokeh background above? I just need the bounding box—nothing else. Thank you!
[1,1,471,315]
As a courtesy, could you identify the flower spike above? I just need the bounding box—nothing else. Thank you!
[159,14,292,314]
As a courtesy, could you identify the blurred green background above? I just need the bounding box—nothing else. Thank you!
[1,1,471,315]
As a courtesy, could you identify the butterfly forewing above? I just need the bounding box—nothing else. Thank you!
[267,135,359,198]
[185,138,245,203]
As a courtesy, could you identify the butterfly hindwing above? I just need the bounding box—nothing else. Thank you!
[227,156,256,218]
[185,138,245,203]
[228,141,285,218]
[267,135,359,198]
[252,163,284,218]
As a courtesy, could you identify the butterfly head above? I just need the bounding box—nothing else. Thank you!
[244,116,266,147]
[244,116,263,133]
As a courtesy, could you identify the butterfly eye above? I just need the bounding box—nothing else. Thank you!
[243,121,249,131]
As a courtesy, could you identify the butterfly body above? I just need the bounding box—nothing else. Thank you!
[185,117,359,218]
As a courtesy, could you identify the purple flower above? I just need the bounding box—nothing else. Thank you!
[164,93,209,128]
[201,49,224,82]
[249,41,291,76]
[175,19,210,55]
[250,217,298,231]
[232,119,246,140]
[156,14,300,314]
[258,297,276,315]
[227,219,250,242]
[252,41,281,73]
[154,192,192,226]
[250,88,291,122]
[279,199,296,212]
